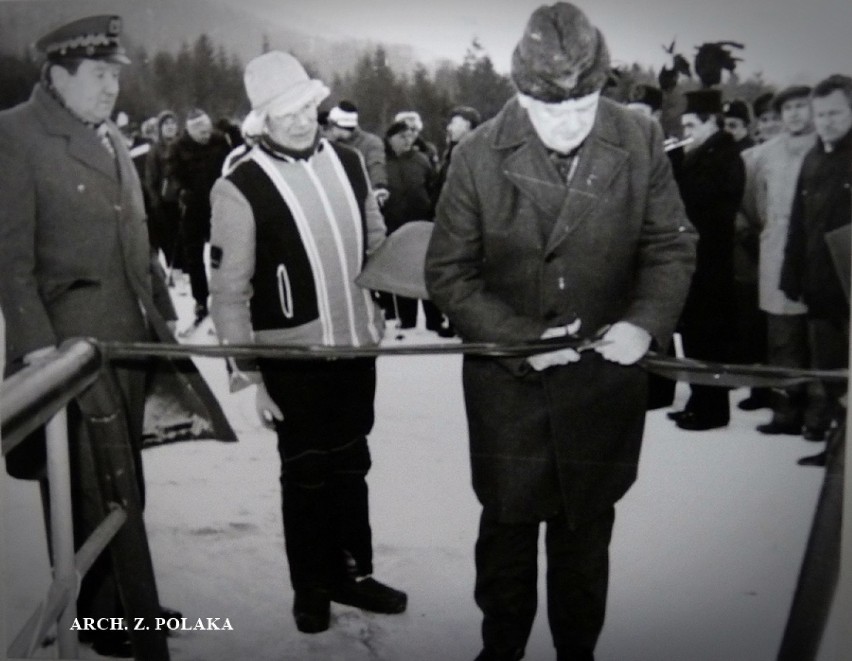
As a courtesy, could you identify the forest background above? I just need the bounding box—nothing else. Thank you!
[0,0,775,148]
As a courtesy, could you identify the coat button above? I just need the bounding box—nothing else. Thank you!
[114,204,122,212]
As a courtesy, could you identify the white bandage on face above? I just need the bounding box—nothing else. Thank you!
[518,91,600,154]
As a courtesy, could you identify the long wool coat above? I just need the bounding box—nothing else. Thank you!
[425,96,697,526]
[675,129,745,361]
[0,85,233,477]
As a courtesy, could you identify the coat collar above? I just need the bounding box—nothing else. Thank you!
[30,83,119,182]
[490,96,629,252]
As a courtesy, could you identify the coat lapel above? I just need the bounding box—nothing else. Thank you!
[32,85,119,182]
[502,141,567,221]
[544,130,629,253]
[492,97,630,254]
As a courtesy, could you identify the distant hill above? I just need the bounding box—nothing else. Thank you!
[0,0,421,79]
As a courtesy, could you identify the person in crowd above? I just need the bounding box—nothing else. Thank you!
[208,50,406,635]
[328,100,390,205]
[723,98,755,151]
[780,74,852,466]
[381,119,443,332]
[669,89,745,431]
[221,115,261,176]
[725,97,771,411]
[425,4,696,660]
[0,15,184,656]
[216,116,244,149]
[740,85,820,437]
[626,83,664,121]
[434,104,481,203]
[168,108,230,324]
[753,91,784,144]
[145,109,183,275]
[394,109,440,168]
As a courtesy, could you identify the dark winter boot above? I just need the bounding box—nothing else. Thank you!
[293,588,330,633]
[331,576,407,614]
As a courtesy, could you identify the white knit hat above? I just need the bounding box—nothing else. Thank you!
[242,51,329,135]
[329,105,358,128]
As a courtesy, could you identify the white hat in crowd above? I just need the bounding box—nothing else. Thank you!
[242,51,329,135]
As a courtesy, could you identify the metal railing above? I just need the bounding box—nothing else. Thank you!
[2,339,167,660]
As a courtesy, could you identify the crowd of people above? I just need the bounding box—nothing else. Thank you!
[1,3,849,660]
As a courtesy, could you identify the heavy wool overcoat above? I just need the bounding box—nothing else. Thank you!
[425,96,697,526]
[0,85,233,477]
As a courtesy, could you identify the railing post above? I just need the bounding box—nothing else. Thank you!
[44,405,78,658]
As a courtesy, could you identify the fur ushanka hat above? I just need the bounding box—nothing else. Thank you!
[510,2,611,102]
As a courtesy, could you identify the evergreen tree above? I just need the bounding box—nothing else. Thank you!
[454,39,514,121]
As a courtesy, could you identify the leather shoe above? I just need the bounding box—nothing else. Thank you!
[797,451,827,467]
[331,576,407,614]
[802,426,827,441]
[666,409,689,422]
[159,606,183,620]
[675,411,729,431]
[293,588,331,633]
[87,630,133,658]
[756,420,802,435]
[474,647,525,661]
[737,391,772,411]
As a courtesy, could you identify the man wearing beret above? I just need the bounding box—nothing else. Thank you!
[425,4,696,660]
[0,15,188,657]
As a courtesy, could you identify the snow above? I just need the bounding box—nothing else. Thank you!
[1,286,837,660]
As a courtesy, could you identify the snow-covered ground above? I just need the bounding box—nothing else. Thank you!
[1,284,841,660]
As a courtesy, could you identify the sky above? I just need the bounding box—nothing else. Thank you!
[239,0,852,86]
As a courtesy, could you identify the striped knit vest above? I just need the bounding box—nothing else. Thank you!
[226,140,381,346]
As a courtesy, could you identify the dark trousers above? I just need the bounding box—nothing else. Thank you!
[377,292,444,331]
[475,506,615,659]
[766,313,823,427]
[260,357,376,590]
[807,318,849,431]
[680,332,730,421]
[180,207,209,307]
[150,201,182,268]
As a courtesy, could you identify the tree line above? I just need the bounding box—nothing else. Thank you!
[0,33,773,149]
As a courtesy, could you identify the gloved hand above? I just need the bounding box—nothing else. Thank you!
[527,319,583,371]
[594,321,651,365]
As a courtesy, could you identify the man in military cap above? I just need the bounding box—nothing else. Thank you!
[425,3,696,659]
[0,15,188,657]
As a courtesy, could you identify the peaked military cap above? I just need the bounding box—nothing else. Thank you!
[35,15,130,64]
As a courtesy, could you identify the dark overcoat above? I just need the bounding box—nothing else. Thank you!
[780,129,852,322]
[675,129,745,360]
[425,97,697,526]
[0,85,233,477]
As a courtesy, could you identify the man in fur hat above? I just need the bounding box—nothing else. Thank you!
[425,4,696,659]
